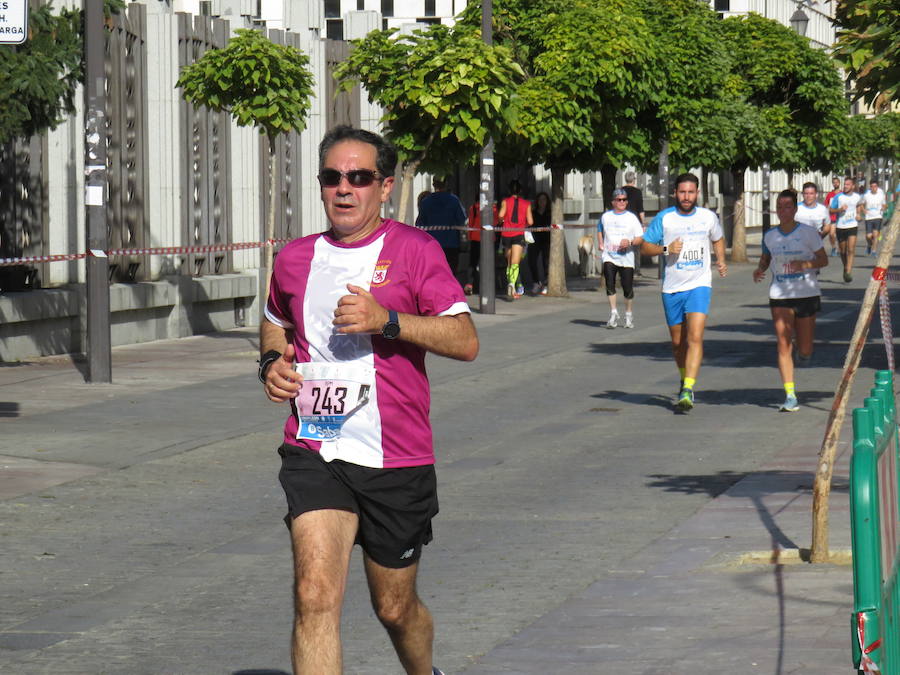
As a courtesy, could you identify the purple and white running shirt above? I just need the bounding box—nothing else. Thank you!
[265,219,469,469]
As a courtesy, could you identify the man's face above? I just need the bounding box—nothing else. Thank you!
[612,195,628,213]
[320,140,394,241]
[776,196,797,225]
[675,181,699,213]
[871,181,879,192]
[802,186,817,206]
[832,177,840,189]
[844,178,855,194]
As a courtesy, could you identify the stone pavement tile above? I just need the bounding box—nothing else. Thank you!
[0,454,105,500]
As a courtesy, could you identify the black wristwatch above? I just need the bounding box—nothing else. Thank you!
[381,310,400,340]
[258,349,282,383]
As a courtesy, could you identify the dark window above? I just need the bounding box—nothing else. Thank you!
[416,17,440,25]
[381,0,393,17]
[714,0,729,11]
[357,0,364,8]
[382,18,388,30]
[326,18,344,40]
[424,0,435,16]
[324,0,340,18]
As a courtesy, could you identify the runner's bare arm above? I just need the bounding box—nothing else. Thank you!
[713,237,728,277]
[260,318,301,402]
[753,253,771,283]
[334,285,479,361]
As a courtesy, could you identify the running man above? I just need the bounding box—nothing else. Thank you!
[753,189,828,411]
[641,173,727,411]
[259,125,478,675]
[597,188,644,328]
[795,182,832,241]
[862,179,887,256]
[829,176,864,282]
[498,179,533,300]
[823,176,841,257]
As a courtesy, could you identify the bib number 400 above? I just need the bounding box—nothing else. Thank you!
[310,386,348,415]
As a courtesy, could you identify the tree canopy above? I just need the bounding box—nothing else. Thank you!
[0,4,82,144]
[334,22,524,217]
[833,0,900,107]
[177,28,315,143]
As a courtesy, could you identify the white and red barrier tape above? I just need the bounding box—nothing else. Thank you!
[856,611,882,673]
[0,226,594,267]
[879,280,895,373]
[0,239,293,268]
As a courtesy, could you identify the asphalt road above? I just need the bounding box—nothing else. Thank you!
[0,248,891,674]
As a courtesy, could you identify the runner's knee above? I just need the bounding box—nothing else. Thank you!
[372,593,419,629]
[294,575,344,619]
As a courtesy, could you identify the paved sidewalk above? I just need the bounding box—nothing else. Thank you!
[462,437,855,674]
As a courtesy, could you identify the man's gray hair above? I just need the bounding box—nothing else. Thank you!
[624,170,636,184]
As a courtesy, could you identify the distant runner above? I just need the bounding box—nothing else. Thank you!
[597,188,644,329]
[753,189,828,411]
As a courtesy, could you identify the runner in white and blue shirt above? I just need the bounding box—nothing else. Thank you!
[641,173,727,412]
[829,176,863,282]
[795,182,831,240]
[754,189,828,412]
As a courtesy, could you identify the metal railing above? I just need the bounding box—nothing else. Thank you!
[850,369,900,674]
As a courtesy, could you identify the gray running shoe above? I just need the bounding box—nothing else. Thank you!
[624,313,634,329]
[607,311,618,329]
[780,394,800,412]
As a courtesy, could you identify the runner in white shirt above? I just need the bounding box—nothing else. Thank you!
[829,176,864,282]
[795,182,831,241]
[641,173,727,412]
[754,189,828,412]
[862,179,887,256]
[597,188,644,329]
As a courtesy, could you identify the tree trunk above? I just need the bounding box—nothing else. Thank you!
[810,206,900,562]
[264,137,278,299]
[599,163,617,212]
[547,165,568,297]
[730,167,748,263]
[397,159,421,226]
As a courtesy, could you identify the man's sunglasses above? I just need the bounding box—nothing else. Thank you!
[317,169,382,188]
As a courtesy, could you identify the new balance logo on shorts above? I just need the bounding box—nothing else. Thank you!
[400,548,415,560]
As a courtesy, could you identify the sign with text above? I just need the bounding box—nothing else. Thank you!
[0,0,27,45]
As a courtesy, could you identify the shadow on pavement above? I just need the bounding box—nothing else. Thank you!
[233,670,290,675]
[593,387,835,408]
[0,401,20,417]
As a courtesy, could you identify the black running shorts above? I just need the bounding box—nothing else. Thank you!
[836,226,858,242]
[769,296,821,318]
[502,234,527,248]
[277,444,438,569]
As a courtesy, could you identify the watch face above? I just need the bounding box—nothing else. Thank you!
[382,322,401,340]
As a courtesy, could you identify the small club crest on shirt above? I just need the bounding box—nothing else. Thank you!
[372,260,391,287]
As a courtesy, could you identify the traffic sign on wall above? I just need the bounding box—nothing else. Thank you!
[0,0,27,45]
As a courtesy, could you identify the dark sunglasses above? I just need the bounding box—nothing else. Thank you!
[613,197,627,201]
[317,168,381,188]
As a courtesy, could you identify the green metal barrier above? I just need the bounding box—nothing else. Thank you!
[851,370,900,673]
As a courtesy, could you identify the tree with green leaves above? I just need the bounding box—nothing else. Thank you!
[0,4,81,143]
[666,13,850,262]
[0,0,126,144]
[334,23,524,223]
[833,0,899,107]
[459,0,660,296]
[177,28,315,292]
